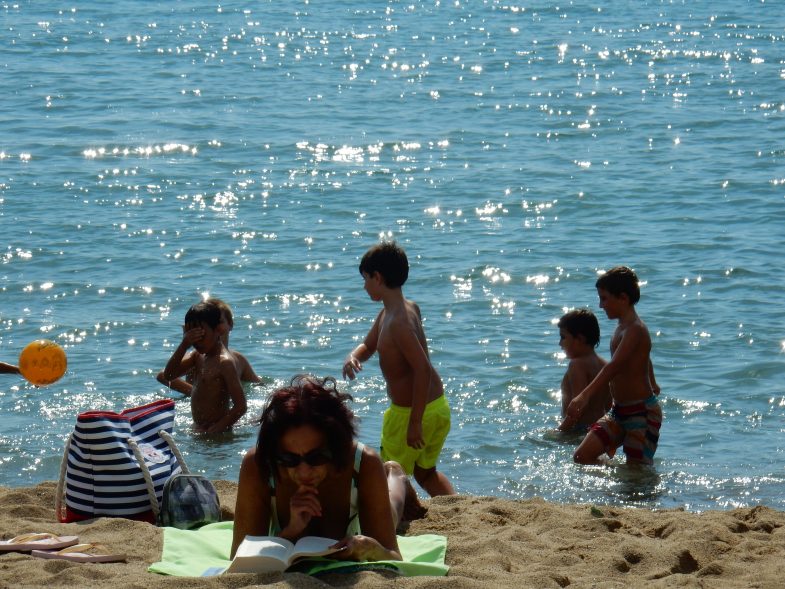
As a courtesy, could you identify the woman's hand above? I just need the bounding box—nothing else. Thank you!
[329,534,401,562]
[280,485,322,539]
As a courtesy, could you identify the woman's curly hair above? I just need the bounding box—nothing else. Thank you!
[255,375,356,475]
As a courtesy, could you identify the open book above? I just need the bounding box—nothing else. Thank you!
[224,535,343,574]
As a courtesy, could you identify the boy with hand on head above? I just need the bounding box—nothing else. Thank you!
[343,241,455,497]
[162,300,248,434]
[556,309,612,432]
[562,266,661,464]
[157,297,262,396]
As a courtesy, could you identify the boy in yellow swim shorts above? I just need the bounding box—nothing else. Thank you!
[343,241,455,497]
[381,396,451,477]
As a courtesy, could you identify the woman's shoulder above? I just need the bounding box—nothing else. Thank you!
[358,440,380,458]
[357,442,384,474]
[240,447,272,479]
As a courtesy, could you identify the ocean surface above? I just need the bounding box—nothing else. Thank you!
[1,0,784,513]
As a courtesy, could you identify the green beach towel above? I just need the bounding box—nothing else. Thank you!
[148,521,448,578]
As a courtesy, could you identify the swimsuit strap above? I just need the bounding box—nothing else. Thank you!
[353,442,364,476]
[347,442,363,536]
[268,470,280,536]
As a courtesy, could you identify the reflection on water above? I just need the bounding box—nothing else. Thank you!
[1,1,785,512]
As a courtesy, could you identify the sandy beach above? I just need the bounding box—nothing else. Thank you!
[1,481,783,588]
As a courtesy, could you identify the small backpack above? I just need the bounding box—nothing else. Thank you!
[127,430,221,530]
[159,473,221,530]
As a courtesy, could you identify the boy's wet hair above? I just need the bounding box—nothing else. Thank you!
[358,241,409,288]
[558,309,601,348]
[184,300,222,329]
[596,266,641,305]
[255,375,356,474]
[208,297,233,329]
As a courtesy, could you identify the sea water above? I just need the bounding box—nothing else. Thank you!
[1,1,784,512]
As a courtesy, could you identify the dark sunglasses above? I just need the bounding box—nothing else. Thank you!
[275,448,333,468]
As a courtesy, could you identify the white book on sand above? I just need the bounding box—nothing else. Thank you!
[223,535,342,574]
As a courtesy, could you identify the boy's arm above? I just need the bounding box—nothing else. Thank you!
[162,328,201,381]
[204,359,247,433]
[234,351,263,383]
[0,361,20,375]
[563,324,645,427]
[342,311,382,380]
[557,363,584,431]
[156,369,194,396]
[157,349,195,396]
[390,320,432,449]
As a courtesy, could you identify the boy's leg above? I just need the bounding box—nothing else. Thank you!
[412,395,454,496]
[572,430,608,464]
[574,410,623,464]
[413,464,455,496]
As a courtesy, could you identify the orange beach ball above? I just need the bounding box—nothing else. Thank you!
[18,339,67,386]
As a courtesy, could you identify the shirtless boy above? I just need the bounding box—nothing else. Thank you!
[556,309,611,432]
[343,242,455,497]
[162,300,248,433]
[157,297,261,396]
[562,266,662,464]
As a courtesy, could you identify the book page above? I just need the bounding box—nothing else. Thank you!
[224,536,294,573]
[290,536,341,562]
[225,554,289,574]
[236,536,294,560]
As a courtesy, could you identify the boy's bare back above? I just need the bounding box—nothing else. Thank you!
[374,299,444,408]
[605,315,655,404]
[561,353,609,427]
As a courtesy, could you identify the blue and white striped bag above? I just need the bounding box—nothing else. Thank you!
[56,399,179,523]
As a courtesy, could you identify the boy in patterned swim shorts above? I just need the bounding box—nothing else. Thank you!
[562,266,662,465]
[343,241,455,497]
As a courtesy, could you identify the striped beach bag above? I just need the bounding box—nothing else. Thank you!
[55,399,179,523]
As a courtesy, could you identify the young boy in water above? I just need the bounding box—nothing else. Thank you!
[343,241,455,497]
[157,297,262,395]
[556,309,612,432]
[162,300,248,433]
[562,266,662,464]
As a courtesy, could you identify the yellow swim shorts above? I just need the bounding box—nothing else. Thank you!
[380,395,451,475]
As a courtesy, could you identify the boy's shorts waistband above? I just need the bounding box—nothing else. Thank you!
[388,395,449,414]
[614,394,658,407]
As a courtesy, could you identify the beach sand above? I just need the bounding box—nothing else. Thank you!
[1,481,783,588]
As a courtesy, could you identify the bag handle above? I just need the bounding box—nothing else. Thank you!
[159,430,190,475]
[128,429,192,518]
[127,437,161,519]
[55,433,73,522]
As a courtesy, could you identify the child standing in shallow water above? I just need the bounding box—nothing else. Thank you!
[562,266,662,465]
[342,241,455,497]
[556,309,612,432]
[157,297,262,396]
[162,300,248,434]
